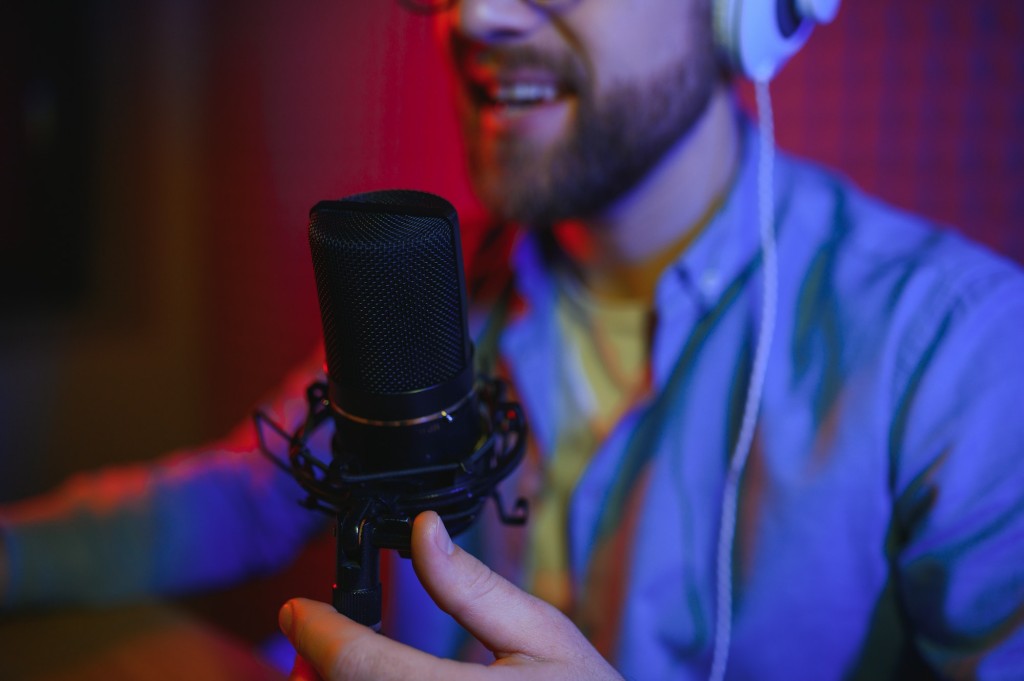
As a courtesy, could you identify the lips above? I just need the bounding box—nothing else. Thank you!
[455,39,574,109]
[465,69,567,111]
[453,42,579,136]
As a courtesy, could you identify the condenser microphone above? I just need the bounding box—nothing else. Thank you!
[255,190,527,630]
[307,191,482,481]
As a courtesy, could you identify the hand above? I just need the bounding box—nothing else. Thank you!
[278,511,623,681]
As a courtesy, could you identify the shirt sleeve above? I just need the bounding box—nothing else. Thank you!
[0,350,331,609]
[891,266,1024,679]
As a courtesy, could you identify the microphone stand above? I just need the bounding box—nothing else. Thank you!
[333,505,417,629]
[255,377,528,631]
[334,509,383,629]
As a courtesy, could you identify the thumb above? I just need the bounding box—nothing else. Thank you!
[410,511,585,660]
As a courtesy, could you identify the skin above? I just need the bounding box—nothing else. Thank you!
[282,0,742,676]
[443,0,739,295]
[281,513,623,681]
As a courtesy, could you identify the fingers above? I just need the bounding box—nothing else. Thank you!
[410,511,584,661]
[279,598,475,681]
[281,516,623,681]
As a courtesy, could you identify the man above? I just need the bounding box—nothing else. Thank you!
[2,1,1023,680]
[277,0,1024,678]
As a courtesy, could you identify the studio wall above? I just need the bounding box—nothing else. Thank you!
[1,0,1021,508]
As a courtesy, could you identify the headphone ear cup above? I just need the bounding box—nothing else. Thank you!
[713,0,839,81]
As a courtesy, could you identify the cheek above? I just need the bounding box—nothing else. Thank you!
[580,3,700,88]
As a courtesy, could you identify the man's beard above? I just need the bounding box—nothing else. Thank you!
[461,35,718,227]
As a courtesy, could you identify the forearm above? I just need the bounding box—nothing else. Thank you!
[0,349,330,609]
[0,449,325,608]
[893,279,1024,673]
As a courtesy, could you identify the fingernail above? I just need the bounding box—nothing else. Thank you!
[433,515,454,555]
[279,601,294,637]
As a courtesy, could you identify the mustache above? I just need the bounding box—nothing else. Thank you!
[449,34,588,90]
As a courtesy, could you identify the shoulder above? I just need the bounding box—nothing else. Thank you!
[764,154,1024,450]
[775,152,1024,351]
[777,152,1020,284]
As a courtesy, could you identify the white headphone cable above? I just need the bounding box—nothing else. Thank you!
[707,78,779,681]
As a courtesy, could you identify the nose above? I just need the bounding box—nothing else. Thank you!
[456,0,546,44]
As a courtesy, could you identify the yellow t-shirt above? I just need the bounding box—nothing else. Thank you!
[526,270,652,613]
[523,192,727,613]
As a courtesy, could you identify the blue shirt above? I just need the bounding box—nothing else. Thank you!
[4,121,1024,679]
[390,121,1024,679]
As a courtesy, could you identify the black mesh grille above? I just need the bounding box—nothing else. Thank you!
[308,191,467,396]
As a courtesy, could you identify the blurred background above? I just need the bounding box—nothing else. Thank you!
[1,0,1022,530]
[1,0,1022,672]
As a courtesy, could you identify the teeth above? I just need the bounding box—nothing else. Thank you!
[493,83,558,105]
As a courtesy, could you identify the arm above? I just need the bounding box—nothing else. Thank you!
[892,274,1024,677]
[280,512,623,681]
[0,351,329,609]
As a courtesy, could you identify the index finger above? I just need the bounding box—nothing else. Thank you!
[280,598,484,681]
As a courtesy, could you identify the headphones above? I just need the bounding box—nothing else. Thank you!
[713,0,841,81]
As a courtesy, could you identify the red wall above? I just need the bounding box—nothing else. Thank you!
[197,1,484,430]
[199,0,1024,433]
[1,0,1021,503]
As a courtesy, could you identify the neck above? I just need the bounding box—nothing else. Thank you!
[555,86,740,301]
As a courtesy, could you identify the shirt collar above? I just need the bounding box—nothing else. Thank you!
[653,114,764,315]
[503,113,765,319]
[497,114,764,454]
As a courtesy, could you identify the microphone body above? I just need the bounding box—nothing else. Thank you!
[256,190,527,629]
[308,192,482,480]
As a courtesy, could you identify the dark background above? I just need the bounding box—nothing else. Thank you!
[1,0,1022,506]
